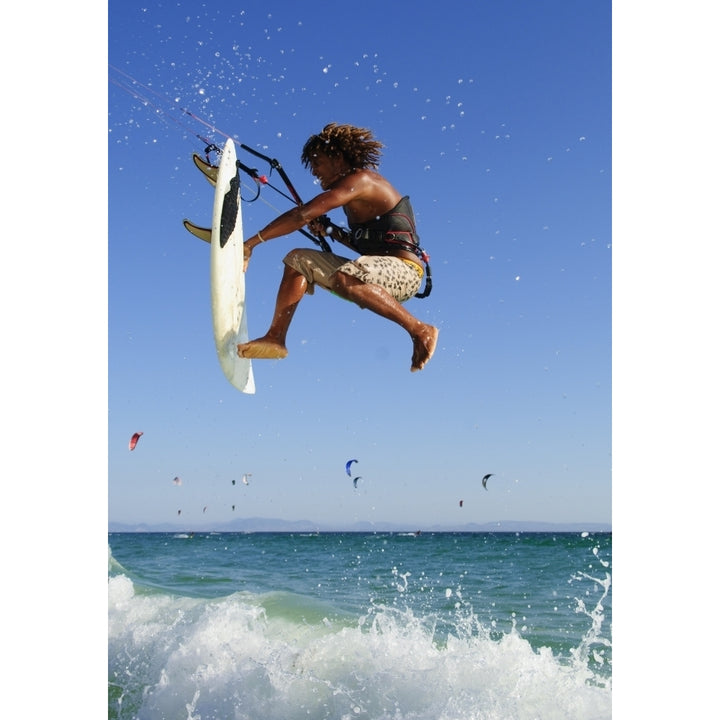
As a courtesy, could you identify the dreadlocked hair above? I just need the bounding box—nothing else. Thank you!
[301,123,384,170]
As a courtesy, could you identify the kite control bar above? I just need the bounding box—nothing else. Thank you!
[236,143,335,253]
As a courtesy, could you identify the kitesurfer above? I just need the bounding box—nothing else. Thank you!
[237,123,438,372]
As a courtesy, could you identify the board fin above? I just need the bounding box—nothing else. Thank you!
[193,153,218,186]
[183,219,211,243]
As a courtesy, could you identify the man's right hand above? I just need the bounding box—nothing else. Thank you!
[307,217,331,236]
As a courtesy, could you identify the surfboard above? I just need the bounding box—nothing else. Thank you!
[209,138,255,394]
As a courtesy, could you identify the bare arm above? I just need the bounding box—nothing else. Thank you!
[243,170,399,265]
[244,177,364,256]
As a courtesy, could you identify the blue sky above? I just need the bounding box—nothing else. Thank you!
[106,0,612,530]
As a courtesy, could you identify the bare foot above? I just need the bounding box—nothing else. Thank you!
[410,324,439,372]
[237,338,288,359]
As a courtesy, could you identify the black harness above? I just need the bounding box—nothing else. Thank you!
[348,196,432,298]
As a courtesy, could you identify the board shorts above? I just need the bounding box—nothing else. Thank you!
[283,248,423,302]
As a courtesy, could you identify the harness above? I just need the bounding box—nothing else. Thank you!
[348,196,432,298]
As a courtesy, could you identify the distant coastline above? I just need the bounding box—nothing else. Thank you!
[108,517,611,534]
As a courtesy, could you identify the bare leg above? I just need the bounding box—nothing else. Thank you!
[237,265,307,359]
[332,272,439,372]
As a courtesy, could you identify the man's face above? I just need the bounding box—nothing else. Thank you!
[308,152,347,190]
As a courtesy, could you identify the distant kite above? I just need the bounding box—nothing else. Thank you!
[172,477,182,486]
[459,500,464,508]
[177,509,182,516]
[129,432,143,451]
[482,473,494,490]
[353,476,361,489]
[242,473,252,485]
[345,459,358,477]
[203,506,207,513]
[232,479,236,486]
[232,505,236,511]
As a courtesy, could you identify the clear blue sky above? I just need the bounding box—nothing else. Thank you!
[106,0,612,529]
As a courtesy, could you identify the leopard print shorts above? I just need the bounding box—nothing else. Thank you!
[283,248,422,302]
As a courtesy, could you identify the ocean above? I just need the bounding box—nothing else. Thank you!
[108,531,611,719]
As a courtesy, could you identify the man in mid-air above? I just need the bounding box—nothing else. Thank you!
[238,122,438,372]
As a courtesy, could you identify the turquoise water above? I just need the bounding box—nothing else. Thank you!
[109,531,611,719]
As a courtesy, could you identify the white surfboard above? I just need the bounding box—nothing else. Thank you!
[210,138,255,394]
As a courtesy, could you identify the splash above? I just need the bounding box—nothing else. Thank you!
[109,566,611,719]
[570,566,612,685]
